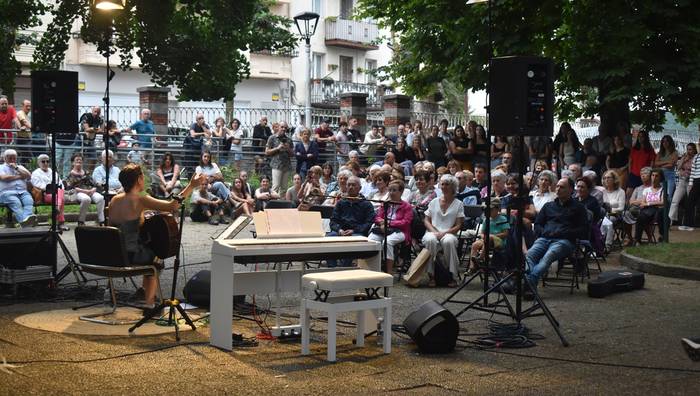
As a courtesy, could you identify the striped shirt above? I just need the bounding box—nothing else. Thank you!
[689,154,700,187]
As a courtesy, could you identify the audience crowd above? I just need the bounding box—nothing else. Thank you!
[1,98,700,290]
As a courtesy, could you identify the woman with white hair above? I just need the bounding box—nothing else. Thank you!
[529,170,556,212]
[31,154,69,231]
[0,149,36,227]
[422,174,465,287]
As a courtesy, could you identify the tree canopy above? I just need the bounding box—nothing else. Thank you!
[357,0,700,131]
[17,0,297,102]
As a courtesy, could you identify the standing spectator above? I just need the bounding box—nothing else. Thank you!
[491,136,509,168]
[591,124,613,165]
[194,151,230,220]
[627,130,656,197]
[437,119,451,143]
[360,125,385,160]
[64,153,105,226]
[92,150,123,194]
[294,128,319,179]
[391,138,417,176]
[421,174,465,287]
[252,116,272,155]
[105,120,122,148]
[368,179,413,274]
[185,113,210,171]
[0,96,19,148]
[0,149,36,227]
[127,142,143,165]
[528,135,553,171]
[334,120,353,164]
[425,125,448,168]
[606,134,630,188]
[211,116,229,158]
[125,109,155,163]
[327,176,375,267]
[552,122,571,159]
[559,127,582,168]
[225,118,244,170]
[449,125,473,171]
[670,143,697,225]
[15,100,33,164]
[654,135,678,200]
[31,154,68,231]
[314,119,335,156]
[79,106,103,171]
[681,145,700,231]
[346,117,363,151]
[473,124,490,168]
[265,121,293,194]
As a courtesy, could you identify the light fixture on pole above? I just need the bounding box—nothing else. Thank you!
[95,0,121,210]
[95,0,125,10]
[293,11,320,129]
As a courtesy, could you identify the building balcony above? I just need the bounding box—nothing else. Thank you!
[64,36,141,69]
[311,79,393,109]
[324,18,379,51]
[13,30,43,65]
[248,52,292,80]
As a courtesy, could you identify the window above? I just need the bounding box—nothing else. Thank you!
[312,52,325,79]
[365,59,377,84]
[312,0,322,15]
[340,0,354,19]
[339,56,353,83]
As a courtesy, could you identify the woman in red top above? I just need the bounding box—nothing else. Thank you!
[368,179,413,275]
[627,130,656,197]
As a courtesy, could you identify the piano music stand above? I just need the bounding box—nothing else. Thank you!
[128,195,196,341]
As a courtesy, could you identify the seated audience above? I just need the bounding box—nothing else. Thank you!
[31,154,68,231]
[390,138,416,175]
[324,169,351,206]
[524,178,589,297]
[195,150,232,211]
[529,170,557,213]
[368,170,391,211]
[601,170,625,249]
[328,176,375,267]
[230,177,254,216]
[0,149,36,227]
[468,197,509,275]
[368,180,413,274]
[154,152,181,198]
[65,153,105,225]
[320,162,335,187]
[633,168,665,245]
[191,181,226,225]
[254,176,280,211]
[455,171,480,205]
[422,174,465,287]
[92,150,123,194]
[623,167,653,245]
[285,174,303,207]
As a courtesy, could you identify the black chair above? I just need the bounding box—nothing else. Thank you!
[309,204,334,219]
[264,200,295,209]
[458,205,485,271]
[73,226,162,325]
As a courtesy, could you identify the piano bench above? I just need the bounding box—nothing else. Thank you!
[301,269,393,362]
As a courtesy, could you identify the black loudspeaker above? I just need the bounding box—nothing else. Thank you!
[489,56,554,136]
[182,270,245,309]
[31,71,79,136]
[0,229,53,270]
[403,300,458,354]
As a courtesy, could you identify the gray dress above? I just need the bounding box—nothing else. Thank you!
[116,219,156,265]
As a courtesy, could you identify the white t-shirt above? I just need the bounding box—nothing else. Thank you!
[425,197,465,232]
[31,168,62,191]
[195,163,221,177]
[530,190,556,212]
[230,129,244,152]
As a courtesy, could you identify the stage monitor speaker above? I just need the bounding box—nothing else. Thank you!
[403,300,458,354]
[183,270,245,309]
[489,56,553,136]
[0,229,53,270]
[31,70,79,135]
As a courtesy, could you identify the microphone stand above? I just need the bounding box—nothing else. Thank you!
[129,194,196,341]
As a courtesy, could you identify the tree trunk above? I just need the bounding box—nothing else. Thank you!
[598,86,630,136]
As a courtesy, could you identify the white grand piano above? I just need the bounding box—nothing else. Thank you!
[209,210,381,351]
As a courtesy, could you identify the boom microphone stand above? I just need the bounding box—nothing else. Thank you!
[129,195,196,341]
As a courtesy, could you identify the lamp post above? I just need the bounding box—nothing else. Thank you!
[293,11,319,129]
[95,0,124,204]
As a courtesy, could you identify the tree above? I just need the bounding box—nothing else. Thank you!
[29,0,297,102]
[0,0,48,100]
[357,0,700,131]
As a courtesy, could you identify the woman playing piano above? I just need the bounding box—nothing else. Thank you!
[108,163,204,308]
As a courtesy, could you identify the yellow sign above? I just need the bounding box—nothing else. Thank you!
[272,93,279,101]
[78,81,86,91]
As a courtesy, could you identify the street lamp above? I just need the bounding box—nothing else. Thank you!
[293,11,320,129]
[95,0,122,208]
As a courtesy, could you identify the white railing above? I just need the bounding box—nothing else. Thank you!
[311,79,393,108]
[325,18,379,48]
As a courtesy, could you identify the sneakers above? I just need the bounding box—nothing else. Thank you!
[219,216,230,225]
[678,226,695,231]
[19,214,37,228]
[208,215,220,226]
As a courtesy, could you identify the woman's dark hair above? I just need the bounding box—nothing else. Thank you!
[687,143,698,154]
[228,118,240,129]
[633,130,654,152]
[119,163,143,193]
[260,175,271,183]
[374,170,391,184]
[160,152,176,170]
[454,125,465,135]
[322,162,333,174]
[576,176,593,191]
[567,128,582,149]
[233,177,249,198]
[651,168,665,184]
[199,150,212,166]
[70,152,83,162]
[413,170,430,183]
[476,124,487,140]
[658,135,676,157]
[107,120,117,129]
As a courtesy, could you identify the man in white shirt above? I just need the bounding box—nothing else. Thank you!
[0,149,36,226]
[92,150,123,194]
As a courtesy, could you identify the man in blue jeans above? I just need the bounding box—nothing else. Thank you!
[327,176,375,267]
[525,177,589,298]
[0,149,37,227]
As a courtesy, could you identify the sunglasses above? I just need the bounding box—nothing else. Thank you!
[40,160,49,163]
[389,188,401,192]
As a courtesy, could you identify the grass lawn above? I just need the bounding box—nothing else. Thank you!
[625,242,700,268]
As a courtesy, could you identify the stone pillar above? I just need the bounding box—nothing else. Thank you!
[340,92,368,136]
[383,94,411,137]
[137,86,170,135]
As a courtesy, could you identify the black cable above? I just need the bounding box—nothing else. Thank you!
[4,342,210,365]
